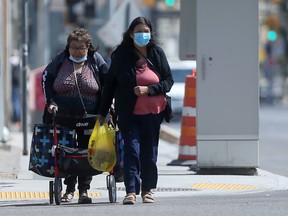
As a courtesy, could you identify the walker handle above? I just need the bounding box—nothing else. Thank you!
[52,107,57,118]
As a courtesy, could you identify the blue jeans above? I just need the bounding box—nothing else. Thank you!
[121,113,164,195]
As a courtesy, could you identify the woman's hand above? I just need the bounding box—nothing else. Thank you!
[134,86,148,96]
[98,115,106,125]
[47,104,58,114]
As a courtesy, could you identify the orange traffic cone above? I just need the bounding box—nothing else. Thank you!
[168,70,197,166]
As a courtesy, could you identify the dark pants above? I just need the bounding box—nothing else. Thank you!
[64,129,92,193]
[121,113,164,195]
[11,87,21,122]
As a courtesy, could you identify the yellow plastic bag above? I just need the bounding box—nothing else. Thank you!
[88,120,116,172]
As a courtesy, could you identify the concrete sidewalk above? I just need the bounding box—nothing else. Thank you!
[1,129,288,202]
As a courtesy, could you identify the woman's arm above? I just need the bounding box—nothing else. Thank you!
[147,47,174,96]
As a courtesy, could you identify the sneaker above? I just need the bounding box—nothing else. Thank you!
[141,191,154,203]
[123,193,136,205]
[78,192,92,204]
[61,192,74,203]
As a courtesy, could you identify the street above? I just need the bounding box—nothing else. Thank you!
[1,0,288,215]
[258,105,288,177]
[1,104,288,216]
[1,191,288,216]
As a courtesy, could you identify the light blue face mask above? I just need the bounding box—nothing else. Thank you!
[133,32,151,47]
[69,55,87,63]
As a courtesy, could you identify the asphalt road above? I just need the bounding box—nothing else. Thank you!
[258,104,288,177]
[1,191,288,216]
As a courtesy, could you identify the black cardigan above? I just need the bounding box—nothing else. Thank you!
[99,44,174,132]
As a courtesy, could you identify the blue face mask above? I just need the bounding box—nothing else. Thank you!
[133,32,151,47]
[69,55,87,63]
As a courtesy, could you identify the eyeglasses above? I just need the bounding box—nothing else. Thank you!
[69,46,88,52]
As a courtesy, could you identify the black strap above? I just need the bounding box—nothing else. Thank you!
[73,64,88,116]
[134,48,161,79]
[134,49,155,69]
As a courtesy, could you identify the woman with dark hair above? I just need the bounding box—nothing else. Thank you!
[98,17,174,204]
[42,28,108,204]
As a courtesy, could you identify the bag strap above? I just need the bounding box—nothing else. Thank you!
[73,63,88,116]
[134,48,162,80]
[135,48,154,69]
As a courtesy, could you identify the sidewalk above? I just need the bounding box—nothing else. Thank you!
[1,129,288,202]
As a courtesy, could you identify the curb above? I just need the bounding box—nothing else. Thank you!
[160,125,179,144]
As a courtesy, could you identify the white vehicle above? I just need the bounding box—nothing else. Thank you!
[168,61,196,115]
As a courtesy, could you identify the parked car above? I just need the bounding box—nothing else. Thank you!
[168,61,196,115]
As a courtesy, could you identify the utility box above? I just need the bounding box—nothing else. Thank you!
[180,0,259,168]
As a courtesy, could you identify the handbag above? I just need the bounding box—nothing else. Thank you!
[88,120,116,172]
[164,94,173,123]
[114,130,124,182]
[57,145,102,177]
[28,124,76,177]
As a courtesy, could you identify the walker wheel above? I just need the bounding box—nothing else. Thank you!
[107,174,117,203]
[54,177,62,205]
[49,181,54,204]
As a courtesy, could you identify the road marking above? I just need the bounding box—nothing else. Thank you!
[0,192,101,199]
[192,183,260,190]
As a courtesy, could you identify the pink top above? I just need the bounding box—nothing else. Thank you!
[133,59,166,115]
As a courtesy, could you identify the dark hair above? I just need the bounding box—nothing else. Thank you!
[64,28,98,54]
[121,17,156,47]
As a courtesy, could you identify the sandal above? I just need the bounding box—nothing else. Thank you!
[141,191,154,203]
[123,192,136,205]
[61,192,74,203]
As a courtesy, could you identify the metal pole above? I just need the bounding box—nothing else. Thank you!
[21,0,29,155]
[0,0,5,143]
[109,0,116,18]
[125,0,130,29]
[43,0,50,65]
